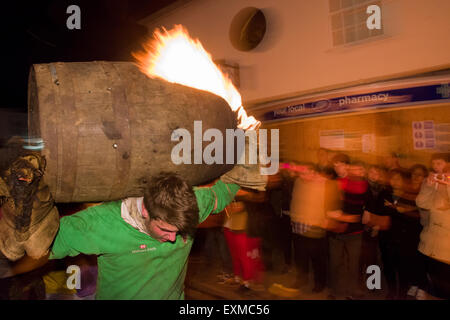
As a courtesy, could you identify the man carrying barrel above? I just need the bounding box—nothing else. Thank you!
[3,164,267,299]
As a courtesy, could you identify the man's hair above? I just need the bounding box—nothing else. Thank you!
[389,168,407,180]
[331,153,350,165]
[350,159,366,168]
[143,172,199,239]
[430,153,449,163]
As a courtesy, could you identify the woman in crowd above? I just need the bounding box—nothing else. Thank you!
[360,165,387,291]
[416,153,450,300]
[377,169,423,299]
[289,164,334,294]
[222,190,266,292]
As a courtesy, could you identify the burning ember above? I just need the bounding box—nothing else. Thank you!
[133,25,260,130]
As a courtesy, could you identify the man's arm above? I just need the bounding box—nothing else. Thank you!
[235,189,267,202]
[416,180,435,210]
[194,180,240,223]
[49,203,115,260]
[326,210,361,223]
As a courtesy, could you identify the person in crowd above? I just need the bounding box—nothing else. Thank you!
[268,161,296,274]
[360,165,387,292]
[222,200,249,288]
[401,164,429,298]
[327,155,368,299]
[382,152,403,172]
[290,164,338,294]
[237,189,267,292]
[406,164,429,228]
[222,189,266,292]
[377,168,423,299]
[416,153,450,300]
[198,208,234,284]
[317,148,336,178]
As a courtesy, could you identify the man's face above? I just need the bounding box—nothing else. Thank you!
[147,219,179,243]
[431,159,447,174]
[390,174,403,191]
[334,162,348,178]
[383,155,398,169]
[142,203,179,243]
[349,164,365,178]
[411,168,426,185]
[368,167,380,183]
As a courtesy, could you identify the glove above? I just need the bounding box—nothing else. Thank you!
[220,129,268,191]
[220,164,267,191]
[0,153,59,261]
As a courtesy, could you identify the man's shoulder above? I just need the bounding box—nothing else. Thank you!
[61,200,122,223]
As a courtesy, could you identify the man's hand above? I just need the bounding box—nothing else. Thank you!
[362,210,371,225]
[370,214,391,230]
[327,210,343,219]
[323,219,348,233]
[326,210,361,223]
[384,199,395,208]
[340,214,361,223]
[1,252,50,278]
[235,189,267,202]
[220,164,268,191]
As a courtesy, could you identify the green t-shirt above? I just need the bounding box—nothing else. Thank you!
[50,181,239,300]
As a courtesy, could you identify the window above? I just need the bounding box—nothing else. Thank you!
[329,0,383,46]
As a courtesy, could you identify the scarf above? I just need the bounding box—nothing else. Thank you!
[121,197,149,235]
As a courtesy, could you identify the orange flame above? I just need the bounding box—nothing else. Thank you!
[134,25,260,130]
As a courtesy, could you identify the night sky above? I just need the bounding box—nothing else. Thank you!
[0,0,177,111]
[0,0,176,142]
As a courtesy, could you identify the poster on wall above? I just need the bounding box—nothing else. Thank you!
[412,121,436,150]
[344,132,362,151]
[320,130,376,152]
[319,130,344,149]
[362,134,376,153]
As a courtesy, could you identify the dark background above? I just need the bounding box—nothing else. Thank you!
[0,0,176,140]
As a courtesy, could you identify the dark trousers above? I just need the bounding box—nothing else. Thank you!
[274,214,293,267]
[425,255,450,299]
[379,230,425,299]
[204,227,233,274]
[293,233,327,289]
[328,233,363,297]
[359,229,381,285]
[360,230,379,269]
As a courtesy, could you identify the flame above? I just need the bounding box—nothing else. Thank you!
[134,25,260,130]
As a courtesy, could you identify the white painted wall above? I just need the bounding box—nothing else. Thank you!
[140,0,450,106]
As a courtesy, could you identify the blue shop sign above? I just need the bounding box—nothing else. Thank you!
[264,83,450,121]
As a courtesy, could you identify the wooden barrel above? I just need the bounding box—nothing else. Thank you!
[28,61,237,203]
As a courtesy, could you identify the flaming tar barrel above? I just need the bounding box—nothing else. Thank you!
[28,61,237,203]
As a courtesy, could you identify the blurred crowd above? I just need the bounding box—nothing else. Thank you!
[1,148,448,300]
[204,149,450,300]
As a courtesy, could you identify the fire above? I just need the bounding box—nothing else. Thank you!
[133,25,260,130]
